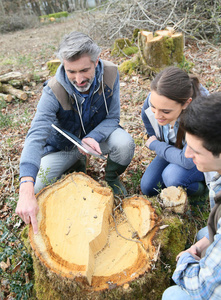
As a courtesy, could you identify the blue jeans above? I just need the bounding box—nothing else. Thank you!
[141,155,205,196]
[162,285,191,300]
[34,128,135,193]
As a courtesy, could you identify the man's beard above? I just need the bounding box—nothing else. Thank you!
[70,77,94,93]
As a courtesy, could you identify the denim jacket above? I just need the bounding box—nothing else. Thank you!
[141,85,209,169]
[20,59,120,180]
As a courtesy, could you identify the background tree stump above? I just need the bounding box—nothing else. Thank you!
[119,28,184,77]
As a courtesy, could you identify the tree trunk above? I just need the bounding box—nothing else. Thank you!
[29,172,161,299]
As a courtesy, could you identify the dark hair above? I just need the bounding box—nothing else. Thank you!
[151,66,201,148]
[180,92,221,157]
[151,66,200,103]
[57,31,101,64]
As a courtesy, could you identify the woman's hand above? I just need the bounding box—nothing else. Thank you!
[145,135,157,148]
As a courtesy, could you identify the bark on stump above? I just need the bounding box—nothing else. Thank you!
[29,173,161,299]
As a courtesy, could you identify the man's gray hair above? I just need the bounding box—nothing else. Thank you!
[57,31,101,64]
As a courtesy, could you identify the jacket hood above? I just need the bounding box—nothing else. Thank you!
[55,58,104,97]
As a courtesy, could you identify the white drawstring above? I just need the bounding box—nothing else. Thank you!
[101,75,109,115]
[73,94,86,135]
[73,75,109,136]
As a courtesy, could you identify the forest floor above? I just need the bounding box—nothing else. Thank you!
[0,15,220,299]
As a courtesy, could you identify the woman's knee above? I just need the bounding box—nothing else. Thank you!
[162,285,191,300]
[162,165,183,187]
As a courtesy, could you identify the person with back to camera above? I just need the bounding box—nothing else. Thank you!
[162,92,221,300]
[141,66,209,197]
[16,31,135,234]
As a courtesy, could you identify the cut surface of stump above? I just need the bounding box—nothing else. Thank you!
[29,173,159,295]
[29,173,114,285]
[92,196,158,290]
[160,186,188,214]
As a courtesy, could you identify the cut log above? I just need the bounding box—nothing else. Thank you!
[29,173,159,299]
[0,92,13,102]
[159,186,188,214]
[0,71,23,82]
[0,84,28,100]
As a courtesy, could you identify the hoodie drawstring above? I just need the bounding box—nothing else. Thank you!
[73,75,109,136]
[102,75,109,116]
[73,94,87,136]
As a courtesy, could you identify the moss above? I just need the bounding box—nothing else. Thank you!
[171,34,184,63]
[123,46,138,56]
[131,28,141,43]
[177,56,194,73]
[118,59,137,75]
[157,215,189,268]
[47,60,61,76]
[111,38,137,57]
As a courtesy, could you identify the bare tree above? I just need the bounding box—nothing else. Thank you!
[84,0,221,45]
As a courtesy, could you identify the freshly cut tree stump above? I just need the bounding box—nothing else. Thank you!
[159,186,188,214]
[29,173,160,299]
[29,172,114,285]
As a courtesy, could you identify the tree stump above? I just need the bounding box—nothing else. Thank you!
[29,173,163,299]
[119,29,184,77]
[47,59,61,76]
[159,186,188,214]
[138,29,183,73]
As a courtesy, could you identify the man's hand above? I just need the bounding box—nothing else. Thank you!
[176,245,201,261]
[82,137,102,154]
[16,177,39,234]
[145,135,157,148]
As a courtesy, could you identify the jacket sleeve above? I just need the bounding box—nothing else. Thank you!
[172,218,221,299]
[86,72,121,143]
[149,141,195,169]
[19,86,60,180]
[141,93,156,136]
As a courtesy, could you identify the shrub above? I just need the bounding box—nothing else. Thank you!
[0,12,39,34]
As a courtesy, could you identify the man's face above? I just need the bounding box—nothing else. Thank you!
[185,132,221,174]
[63,55,98,93]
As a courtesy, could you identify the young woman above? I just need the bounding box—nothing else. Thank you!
[141,66,209,196]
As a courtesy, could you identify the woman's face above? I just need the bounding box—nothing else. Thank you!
[150,90,191,126]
